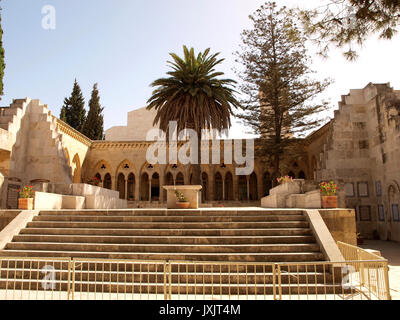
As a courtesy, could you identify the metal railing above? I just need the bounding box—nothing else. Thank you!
[0,249,391,300]
[337,241,391,300]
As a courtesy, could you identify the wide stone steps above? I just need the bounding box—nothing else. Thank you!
[38,209,304,217]
[12,235,316,245]
[32,215,306,222]
[19,227,313,237]
[0,280,345,295]
[0,209,334,297]
[0,250,325,262]
[26,221,310,229]
[5,242,321,254]
[0,269,332,284]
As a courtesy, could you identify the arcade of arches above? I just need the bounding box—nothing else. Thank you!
[85,155,309,203]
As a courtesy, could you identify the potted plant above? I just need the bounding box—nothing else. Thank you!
[87,176,102,187]
[18,185,35,210]
[277,176,294,184]
[175,190,190,209]
[320,181,338,209]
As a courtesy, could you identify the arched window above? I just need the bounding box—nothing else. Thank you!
[225,172,234,201]
[151,173,160,201]
[249,173,258,200]
[117,173,125,199]
[176,172,184,186]
[201,172,209,202]
[127,173,135,200]
[215,172,223,201]
[298,171,306,180]
[140,173,149,201]
[103,173,112,190]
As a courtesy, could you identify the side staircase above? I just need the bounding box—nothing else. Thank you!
[0,209,346,297]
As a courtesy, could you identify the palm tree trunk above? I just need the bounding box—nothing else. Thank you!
[191,130,202,185]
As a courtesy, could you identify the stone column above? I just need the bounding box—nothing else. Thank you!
[124,178,128,200]
[159,172,165,203]
[222,178,226,201]
[233,174,239,201]
[149,178,152,203]
[135,176,140,202]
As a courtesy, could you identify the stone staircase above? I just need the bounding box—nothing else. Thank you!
[0,209,347,296]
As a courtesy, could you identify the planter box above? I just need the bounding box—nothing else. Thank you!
[163,186,202,209]
[176,202,190,209]
[18,198,34,210]
[322,196,338,209]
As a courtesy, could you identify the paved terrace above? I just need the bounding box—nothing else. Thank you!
[361,240,400,300]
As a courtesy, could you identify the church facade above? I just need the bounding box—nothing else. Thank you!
[0,83,398,241]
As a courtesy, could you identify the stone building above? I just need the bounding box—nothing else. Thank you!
[0,83,398,241]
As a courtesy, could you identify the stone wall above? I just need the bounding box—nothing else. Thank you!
[310,83,400,241]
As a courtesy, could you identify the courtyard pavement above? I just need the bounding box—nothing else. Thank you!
[361,240,400,300]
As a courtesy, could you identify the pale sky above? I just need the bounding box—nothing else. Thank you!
[2,0,400,139]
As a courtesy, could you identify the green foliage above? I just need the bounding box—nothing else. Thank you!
[297,0,400,60]
[0,4,5,99]
[18,185,34,199]
[174,190,188,203]
[235,2,332,179]
[320,181,338,196]
[147,45,240,184]
[82,83,104,140]
[61,79,86,132]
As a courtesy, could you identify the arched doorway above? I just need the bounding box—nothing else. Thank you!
[140,173,149,201]
[263,172,272,196]
[176,172,184,186]
[127,173,135,200]
[298,171,306,180]
[249,173,258,200]
[238,176,248,201]
[215,172,223,201]
[225,172,234,200]
[117,173,125,199]
[288,171,295,179]
[201,172,209,202]
[103,173,112,190]
[151,172,160,201]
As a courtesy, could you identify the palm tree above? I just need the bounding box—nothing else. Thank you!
[147,46,240,185]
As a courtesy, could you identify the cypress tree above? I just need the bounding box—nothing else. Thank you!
[61,79,86,132]
[0,3,6,99]
[82,83,104,140]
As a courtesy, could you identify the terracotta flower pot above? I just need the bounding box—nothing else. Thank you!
[176,202,190,209]
[321,196,338,209]
[18,198,34,210]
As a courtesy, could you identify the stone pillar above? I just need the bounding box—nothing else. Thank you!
[233,174,239,201]
[135,176,140,202]
[159,172,165,203]
[124,178,128,200]
[222,178,226,201]
[149,178,152,203]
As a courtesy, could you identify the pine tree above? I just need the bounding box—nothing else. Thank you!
[82,83,104,140]
[61,79,86,132]
[0,3,6,99]
[235,2,332,183]
[298,0,400,60]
